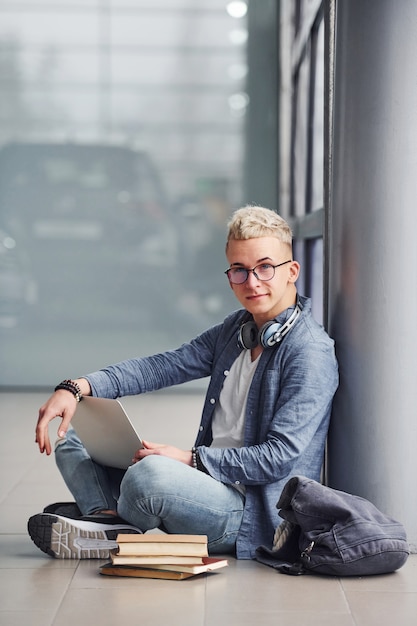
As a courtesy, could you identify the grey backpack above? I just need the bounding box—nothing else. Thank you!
[256,476,409,576]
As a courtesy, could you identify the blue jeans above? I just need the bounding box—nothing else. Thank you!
[55,429,245,554]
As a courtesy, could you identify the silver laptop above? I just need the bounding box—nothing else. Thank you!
[71,396,143,469]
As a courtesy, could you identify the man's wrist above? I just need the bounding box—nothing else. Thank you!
[54,379,82,402]
[191,447,208,473]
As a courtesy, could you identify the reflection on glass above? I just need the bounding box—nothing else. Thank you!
[0,2,247,386]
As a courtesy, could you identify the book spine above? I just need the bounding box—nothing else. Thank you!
[116,544,208,557]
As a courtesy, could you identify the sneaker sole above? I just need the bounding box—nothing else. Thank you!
[27,513,140,559]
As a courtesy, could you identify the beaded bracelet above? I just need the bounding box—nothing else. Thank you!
[191,446,198,469]
[54,379,82,402]
[191,446,208,473]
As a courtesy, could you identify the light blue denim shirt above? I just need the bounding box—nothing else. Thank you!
[85,295,339,558]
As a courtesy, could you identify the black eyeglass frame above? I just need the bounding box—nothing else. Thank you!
[224,259,292,284]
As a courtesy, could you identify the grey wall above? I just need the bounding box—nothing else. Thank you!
[327,0,417,550]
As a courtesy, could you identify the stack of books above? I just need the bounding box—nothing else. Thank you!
[100,533,228,580]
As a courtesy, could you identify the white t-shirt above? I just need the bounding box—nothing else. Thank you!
[211,349,260,449]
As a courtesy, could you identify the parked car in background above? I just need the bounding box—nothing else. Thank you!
[0,142,178,328]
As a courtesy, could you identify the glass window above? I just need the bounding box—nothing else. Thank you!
[0,2,246,386]
[285,2,325,323]
[311,20,324,212]
[291,46,311,218]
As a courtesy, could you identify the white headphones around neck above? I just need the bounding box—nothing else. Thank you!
[237,299,303,350]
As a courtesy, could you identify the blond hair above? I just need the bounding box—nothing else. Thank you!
[226,205,293,248]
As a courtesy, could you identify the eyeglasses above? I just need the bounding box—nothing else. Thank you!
[225,260,292,284]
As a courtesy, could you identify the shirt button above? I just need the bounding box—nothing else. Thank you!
[210,398,216,404]
[235,480,241,485]
[199,426,204,432]
[224,370,229,376]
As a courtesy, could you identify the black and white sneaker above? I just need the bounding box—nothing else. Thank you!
[27,513,141,559]
[42,502,132,526]
[43,502,82,519]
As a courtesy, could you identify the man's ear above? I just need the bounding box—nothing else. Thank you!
[288,260,300,283]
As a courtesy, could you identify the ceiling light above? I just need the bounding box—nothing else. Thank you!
[226,2,248,19]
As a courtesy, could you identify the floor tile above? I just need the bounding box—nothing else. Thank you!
[1,391,416,626]
[346,589,417,626]
[0,567,75,613]
[0,610,56,626]
[52,582,207,626]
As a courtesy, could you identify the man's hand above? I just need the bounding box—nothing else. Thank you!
[35,378,91,456]
[132,440,193,466]
[35,391,77,455]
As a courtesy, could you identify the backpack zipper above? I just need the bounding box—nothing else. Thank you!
[301,541,315,561]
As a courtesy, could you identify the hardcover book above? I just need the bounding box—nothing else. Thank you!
[115,533,208,557]
[100,557,228,580]
[110,553,207,565]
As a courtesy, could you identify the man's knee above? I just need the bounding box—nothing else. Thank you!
[118,456,180,526]
[121,455,173,494]
[54,429,88,466]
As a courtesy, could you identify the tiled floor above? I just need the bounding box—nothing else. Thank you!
[1,391,416,626]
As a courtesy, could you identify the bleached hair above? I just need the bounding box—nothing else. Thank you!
[226,205,293,247]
